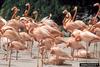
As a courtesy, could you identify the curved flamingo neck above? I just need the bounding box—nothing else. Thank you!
[72,7,77,21]
[24,3,31,17]
[63,12,72,28]
[11,6,18,19]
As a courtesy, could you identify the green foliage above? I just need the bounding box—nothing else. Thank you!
[0,0,66,20]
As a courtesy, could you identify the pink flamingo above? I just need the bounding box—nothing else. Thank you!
[72,29,100,58]
[64,36,85,60]
[62,6,87,33]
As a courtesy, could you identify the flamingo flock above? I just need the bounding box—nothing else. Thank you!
[0,3,100,67]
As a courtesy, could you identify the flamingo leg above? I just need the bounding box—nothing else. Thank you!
[0,37,1,49]
[41,52,44,67]
[5,42,10,61]
[37,47,39,67]
[71,48,74,60]
[93,43,95,57]
[8,49,12,67]
[45,50,49,59]
[16,50,19,60]
[95,43,98,57]
[30,41,34,58]
[76,50,78,60]
[37,41,41,67]
[5,50,9,61]
[86,42,91,58]
[5,39,9,61]
[93,43,98,58]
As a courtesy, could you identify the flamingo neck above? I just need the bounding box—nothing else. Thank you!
[11,8,18,19]
[95,5,100,18]
[63,13,72,29]
[24,4,30,17]
[72,9,77,21]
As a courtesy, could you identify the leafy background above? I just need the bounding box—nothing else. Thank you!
[0,0,100,25]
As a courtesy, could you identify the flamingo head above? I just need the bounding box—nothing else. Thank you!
[73,6,77,11]
[93,3,100,7]
[25,3,30,6]
[33,10,38,14]
[11,6,20,13]
[11,6,17,11]
[62,9,68,14]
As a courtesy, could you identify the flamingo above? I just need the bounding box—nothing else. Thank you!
[44,55,65,65]
[48,46,72,65]
[40,13,59,30]
[64,36,85,60]
[89,27,100,57]
[72,29,100,58]
[23,20,66,67]
[23,22,57,67]
[6,40,27,67]
[6,19,24,32]
[50,46,71,58]
[62,6,87,33]
[72,29,100,42]
[39,36,68,61]
[1,26,25,67]
[4,6,25,32]
[73,49,92,58]
[19,32,34,58]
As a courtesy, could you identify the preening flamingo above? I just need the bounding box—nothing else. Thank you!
[47,46,72,65]
[64,36,86,60]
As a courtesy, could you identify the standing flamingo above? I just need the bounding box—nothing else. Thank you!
[19,32,34,58]
[62,6,87,33]
[72,29,100,58]
[23,22,57,67]
[64,36,85,60]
